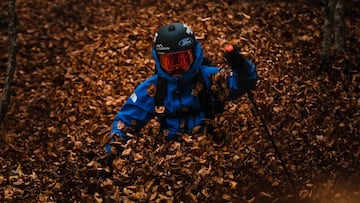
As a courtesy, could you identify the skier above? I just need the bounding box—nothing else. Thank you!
[105,22,258,155]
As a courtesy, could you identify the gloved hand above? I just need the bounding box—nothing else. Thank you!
[95,132,125,178]
[96,153,115,178]
[223,44,251,73]
[224,44,257,93]
[105,132,127,155]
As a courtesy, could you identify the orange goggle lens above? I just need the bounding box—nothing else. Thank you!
[158,50,194,75]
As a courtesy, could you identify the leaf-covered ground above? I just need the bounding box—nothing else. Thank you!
[0,0,359,202]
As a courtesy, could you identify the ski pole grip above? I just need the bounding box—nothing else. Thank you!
[225,44,235,53]
[224,44,250,73]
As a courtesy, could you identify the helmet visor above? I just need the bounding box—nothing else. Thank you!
[158,49,194,76]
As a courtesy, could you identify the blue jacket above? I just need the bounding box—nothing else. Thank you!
[106,42,257,153]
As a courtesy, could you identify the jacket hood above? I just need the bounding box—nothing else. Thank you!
[152,41,204,82]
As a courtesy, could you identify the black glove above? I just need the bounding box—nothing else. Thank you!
[97,154,115,178]
[223,45,251,73]
[224,44,257,93]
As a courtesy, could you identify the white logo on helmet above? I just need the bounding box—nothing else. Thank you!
[156,44,170,51]
[183,24,193,35]
[178,37,193,47]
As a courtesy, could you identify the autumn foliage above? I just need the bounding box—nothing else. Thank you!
[0,0,359,202]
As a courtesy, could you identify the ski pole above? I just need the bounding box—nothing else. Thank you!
[224,44,297,197]
[247,91,297,197]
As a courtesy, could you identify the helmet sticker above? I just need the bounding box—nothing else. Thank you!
[156,44,170,51]
[130,93,137,103]
[183,24,193,35]
[178,37,194,47]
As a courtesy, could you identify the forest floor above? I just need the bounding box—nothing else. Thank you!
[0,0,359,202]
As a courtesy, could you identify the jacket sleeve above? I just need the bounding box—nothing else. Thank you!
[106,78,156,154]
[228,59,258,99]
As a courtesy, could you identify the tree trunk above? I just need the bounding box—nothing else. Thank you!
[0,0,17,124]
[320,0,345,65]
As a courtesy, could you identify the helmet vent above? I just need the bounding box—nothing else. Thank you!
[168,24,175,31]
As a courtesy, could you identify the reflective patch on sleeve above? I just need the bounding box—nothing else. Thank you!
[130,93,137,103]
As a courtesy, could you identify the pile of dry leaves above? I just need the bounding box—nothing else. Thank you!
[0,0,359,202]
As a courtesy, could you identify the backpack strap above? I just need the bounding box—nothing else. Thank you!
[193,70,213,118]
[155,76,167,108]
[155,76,167,128]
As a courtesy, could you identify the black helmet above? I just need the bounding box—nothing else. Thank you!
[153,22,196,54]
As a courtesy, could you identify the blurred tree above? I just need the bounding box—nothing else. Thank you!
[0,0,17,124]
[320,0,345,69]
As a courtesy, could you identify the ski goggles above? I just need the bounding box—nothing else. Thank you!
[158,49,194,75]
